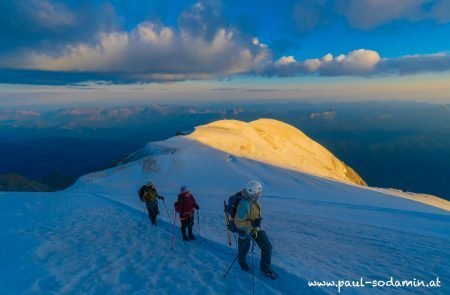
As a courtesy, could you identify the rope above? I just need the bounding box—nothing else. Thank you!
[171,208,177,251]
[162,198,172,225]
[197,210,201,238]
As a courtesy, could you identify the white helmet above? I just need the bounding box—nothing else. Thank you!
[245,181,262,199]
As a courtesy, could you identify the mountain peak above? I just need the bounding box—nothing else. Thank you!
[187,118,366,186]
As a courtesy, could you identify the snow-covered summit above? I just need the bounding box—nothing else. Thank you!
[187,119,366,186]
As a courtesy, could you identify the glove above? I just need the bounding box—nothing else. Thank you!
[159,196,165,200]
[194,204,199,210]
[251,228,259,239]
[228,222,247,236]
[251,218,262,228]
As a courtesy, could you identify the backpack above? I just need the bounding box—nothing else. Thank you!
[226,191,243,219]
[138,185,146,201]
[138,185,157,202]
[227,191,263,234]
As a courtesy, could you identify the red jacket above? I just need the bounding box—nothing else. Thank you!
[175,192,199,220]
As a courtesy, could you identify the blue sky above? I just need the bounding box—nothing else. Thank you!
[1,0,450,106]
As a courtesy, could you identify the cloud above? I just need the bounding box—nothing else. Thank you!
[293,0,334,32]
[19,0,76,30]
[0,0,119,53]
[5,24,270,82]
[336,0,426,30]
[310,49,381,75]
[292,0,450,31]
[274,56,297,66]
[377,53,450,75]
[261,49,381,76]
[259,49,450,77]
[0,69,129,85]
[1,0,450,84]
[0,1,271,83]
[431,0,450,23]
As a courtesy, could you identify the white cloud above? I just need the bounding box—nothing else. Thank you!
[260,49,450,77]
[3,20,271,82]
[313,49,381,75]
[262,49,381,76]
[274,56,296,66]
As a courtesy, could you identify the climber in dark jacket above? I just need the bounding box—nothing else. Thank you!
[174,185,199,241]
[139,181,164,225]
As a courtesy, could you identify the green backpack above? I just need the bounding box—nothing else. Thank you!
[138,185,157,202]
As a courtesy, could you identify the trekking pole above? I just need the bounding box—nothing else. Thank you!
[251,239,255,295]
[223,235,253,278]
[223,252,240,278]
[224,201,232,246]
[138,203,147,227]
[197,210,201,238]
[171,208,177,251]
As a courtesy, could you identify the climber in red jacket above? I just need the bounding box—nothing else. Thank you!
[174,185,199,241]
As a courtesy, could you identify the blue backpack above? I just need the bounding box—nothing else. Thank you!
[226,191,244,233]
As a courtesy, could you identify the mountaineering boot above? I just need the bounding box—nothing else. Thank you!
[149,213,157,225]
[240,264,251,273]
[188,224,195,240]
[181,229,189,241]
[261,269,277,280]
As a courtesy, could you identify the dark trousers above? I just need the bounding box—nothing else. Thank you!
[238,230,272,272]
[146,201,159,225]
[181,216,194,238]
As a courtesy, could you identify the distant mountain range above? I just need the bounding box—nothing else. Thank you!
[0,174,51,192]
[0,105,245,129]
[1,102,449,198]
[0,172,75,192]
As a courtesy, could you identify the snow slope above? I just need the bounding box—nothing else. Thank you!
[1,119,449,294]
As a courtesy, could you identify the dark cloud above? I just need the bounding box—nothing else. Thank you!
[0,0,120,53]
[336,0,426,30]
[178,0,225,41]
[291,0,450,31]
[377,53,450,75]
[293,0,334,32]
[0,69,134,85]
